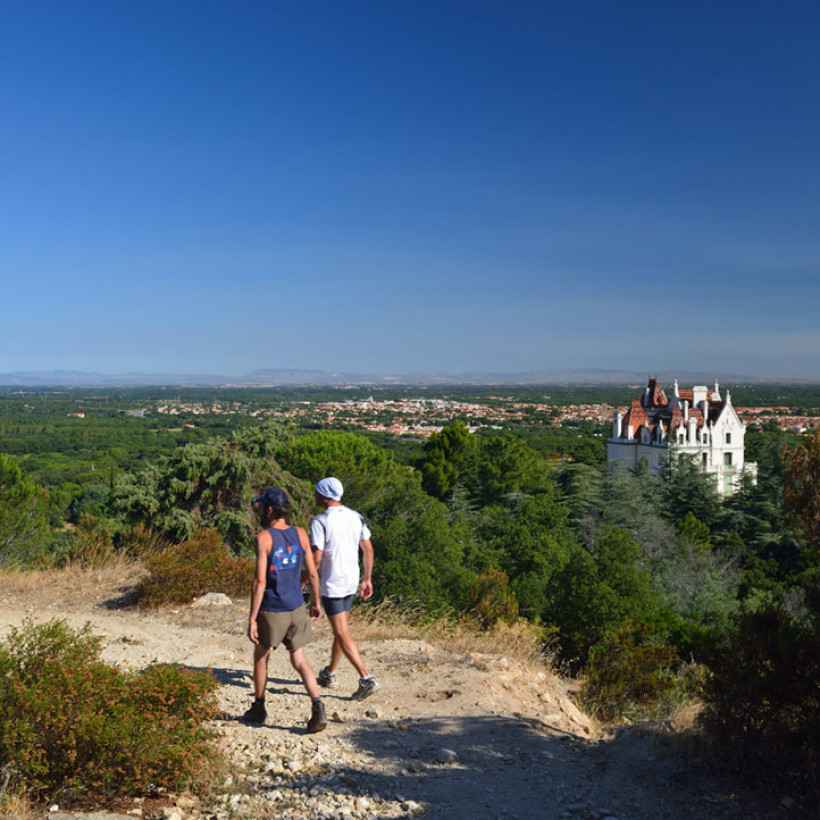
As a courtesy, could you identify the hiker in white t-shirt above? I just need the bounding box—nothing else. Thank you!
[310,477,380,701]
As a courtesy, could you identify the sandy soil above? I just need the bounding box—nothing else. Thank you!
[0,566,795,820]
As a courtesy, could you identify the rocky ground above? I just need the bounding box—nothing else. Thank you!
[0,567,802,820]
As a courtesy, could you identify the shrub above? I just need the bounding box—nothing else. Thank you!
[0,619,218,801]
[117,522,171,559]
[469,569,519,627]
[139,528,254,608]
[700,604,820,797]
[69,515,116,568]
[579,621,689,722]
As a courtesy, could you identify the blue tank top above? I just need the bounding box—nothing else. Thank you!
[261,525,304,612]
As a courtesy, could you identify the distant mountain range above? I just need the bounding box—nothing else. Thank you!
[0,367,813,387]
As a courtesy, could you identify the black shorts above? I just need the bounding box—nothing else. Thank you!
[322,594,355,617]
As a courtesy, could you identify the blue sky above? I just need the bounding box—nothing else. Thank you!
[2,1,819,379]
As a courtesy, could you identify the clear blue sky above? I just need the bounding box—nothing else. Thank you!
[3,1,819,379]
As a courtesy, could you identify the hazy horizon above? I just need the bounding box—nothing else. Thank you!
[1,364,817,388]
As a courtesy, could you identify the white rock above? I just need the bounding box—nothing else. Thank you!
[191,592,233,607]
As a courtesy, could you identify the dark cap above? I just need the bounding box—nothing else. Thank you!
[252,487,289,508]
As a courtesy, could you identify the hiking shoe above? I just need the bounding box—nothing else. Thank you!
[242,699,267,724]
[317,666,337,688]
[351,677,380,701]
[307,700,327,734]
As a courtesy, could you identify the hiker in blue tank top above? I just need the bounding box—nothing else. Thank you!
[245,487,326,733]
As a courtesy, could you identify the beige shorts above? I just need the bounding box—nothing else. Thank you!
[257,604,313,652]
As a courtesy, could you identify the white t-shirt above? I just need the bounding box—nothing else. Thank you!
[310,505,371,598]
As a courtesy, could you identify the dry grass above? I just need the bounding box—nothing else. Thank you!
[0,562,552,672]
[0,790,39,820]
[0,763,38,820]
[352,598,554,669]
[0,554,146,608]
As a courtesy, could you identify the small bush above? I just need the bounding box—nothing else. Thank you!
[118,522,171,559]
[69,515,116,568]
[579,621,690,722]
[469,569,520,627]
[0,619,218,801]
[139,527,254,608]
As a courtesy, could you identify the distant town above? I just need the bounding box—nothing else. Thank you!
[145,395,820,437]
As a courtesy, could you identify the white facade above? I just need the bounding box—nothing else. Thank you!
[607,376,757,495]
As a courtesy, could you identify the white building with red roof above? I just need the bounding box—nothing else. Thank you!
[607,376,757,495]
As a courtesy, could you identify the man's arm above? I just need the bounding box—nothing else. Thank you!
[298,527,322,620]
[359,538,374,601]
[310,516,324,572]
[247,531,270,645]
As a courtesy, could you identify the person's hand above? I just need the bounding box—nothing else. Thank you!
[248,621,259,644]
[359,579,373,601]
[308,602,322,621]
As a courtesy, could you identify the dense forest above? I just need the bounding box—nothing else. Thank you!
[1,384,819,799]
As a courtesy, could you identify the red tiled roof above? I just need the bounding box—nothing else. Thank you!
[624,403,648,428]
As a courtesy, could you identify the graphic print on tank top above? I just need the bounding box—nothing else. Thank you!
[271,542,298,572]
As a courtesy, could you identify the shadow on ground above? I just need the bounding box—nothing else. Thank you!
[253,713,789,820]
[276,713,586,820]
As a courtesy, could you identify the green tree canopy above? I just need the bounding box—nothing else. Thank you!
[0,453,54,567]
[418,420,478,501]
[111,421,309,551]
[277,429,401,512]
[546,526,662,669]
[469,490,578,622]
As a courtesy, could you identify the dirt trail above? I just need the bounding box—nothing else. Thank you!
[0,570,790,819]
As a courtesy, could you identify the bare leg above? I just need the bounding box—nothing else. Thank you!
[329,636,344,673]
[326,610,369,679]
[253,644,271,700]
[290,647,320,700]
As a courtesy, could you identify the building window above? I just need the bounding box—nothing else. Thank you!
[703,432,709,444]
[725,432,732,444]
[702,453,708,467]
[724,452,733,466]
